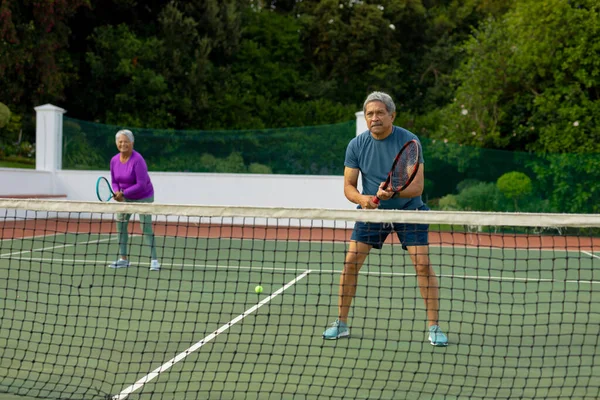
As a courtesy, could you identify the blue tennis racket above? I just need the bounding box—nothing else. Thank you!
[96,177,115,202]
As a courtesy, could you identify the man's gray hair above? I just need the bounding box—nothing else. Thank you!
[363,91,396,114]
[115,129,134,143]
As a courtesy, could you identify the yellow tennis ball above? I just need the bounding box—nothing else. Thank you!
[254,285,263,294]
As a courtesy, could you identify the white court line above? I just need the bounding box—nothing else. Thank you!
[0,232,64,242]
[0,236,112,258]
[111,269,312,400]
[2,255,598,285]
[358,270,600,285]
[436,272,600,285]
[582,251,600,260]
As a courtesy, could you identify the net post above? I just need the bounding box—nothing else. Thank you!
[34,104,66,172]
[355,111,367,136]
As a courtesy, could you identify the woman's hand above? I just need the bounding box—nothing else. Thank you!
[114,191,125,202]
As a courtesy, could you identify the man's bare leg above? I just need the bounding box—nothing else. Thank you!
[408,245,439,327]
[338,241,372,323]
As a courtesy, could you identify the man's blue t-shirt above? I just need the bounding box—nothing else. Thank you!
[344,126,425,210]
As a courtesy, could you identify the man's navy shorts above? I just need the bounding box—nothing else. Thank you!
[351,204,430,250]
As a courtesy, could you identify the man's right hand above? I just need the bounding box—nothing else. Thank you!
[361,195,380,209]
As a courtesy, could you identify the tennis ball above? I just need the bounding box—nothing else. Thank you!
[254,285,263,294]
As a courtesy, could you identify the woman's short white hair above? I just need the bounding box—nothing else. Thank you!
[115,129,134,143]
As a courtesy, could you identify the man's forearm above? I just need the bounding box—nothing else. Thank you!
[344,185,365,205]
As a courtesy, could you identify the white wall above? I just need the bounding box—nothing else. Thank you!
[49,170,352,209]
[0,168,57,195]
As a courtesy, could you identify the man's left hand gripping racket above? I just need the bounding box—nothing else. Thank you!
[96,177,115,202]
[372,139,420,205]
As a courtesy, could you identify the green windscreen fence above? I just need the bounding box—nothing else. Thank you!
[62,117,354,176]
[62,117,600,214]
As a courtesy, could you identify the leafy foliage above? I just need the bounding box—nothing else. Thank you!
[430,0,600,153]
[455,182,502,211]
[85,24,173,128]
[0,104,33,160]
[0,102,10,128]
[438,194,459,211]
[62,119,104,168]
[0,0,91,110]
[437,181,501,212]
[528,153,600,213]
[496,171,532,210]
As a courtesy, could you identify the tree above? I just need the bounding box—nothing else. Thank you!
[429,0,600,153]
[295,0,428,106]
[406,0,514,116]
[496,171,532,211]
[422,0,600,213]
[85,24,172,128]
[0,0,90,111]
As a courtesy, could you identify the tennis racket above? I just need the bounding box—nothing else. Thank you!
[96,176,115,202]
[372,139,421,205]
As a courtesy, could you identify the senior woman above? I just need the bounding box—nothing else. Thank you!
[109,129,160,271]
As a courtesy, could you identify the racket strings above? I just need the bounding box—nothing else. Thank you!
[97,179,113,201]
[391,145,419,191]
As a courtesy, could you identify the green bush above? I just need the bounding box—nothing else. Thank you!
[0,102,10,128]
[455,182,502,211]
[215,152,246,173]
[456,179,481,193]
[496,171,533,211]
[438,194,459,211]
[0,110,32,162]
[198,153,218,172]
[0,157,35,168]
[248,163,272,174]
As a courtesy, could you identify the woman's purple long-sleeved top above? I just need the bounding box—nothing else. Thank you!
[110,150,154,200]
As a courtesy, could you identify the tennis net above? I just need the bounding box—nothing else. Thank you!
[0,199,598,400]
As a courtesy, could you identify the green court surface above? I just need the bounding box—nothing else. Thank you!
[0,233,598,399]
